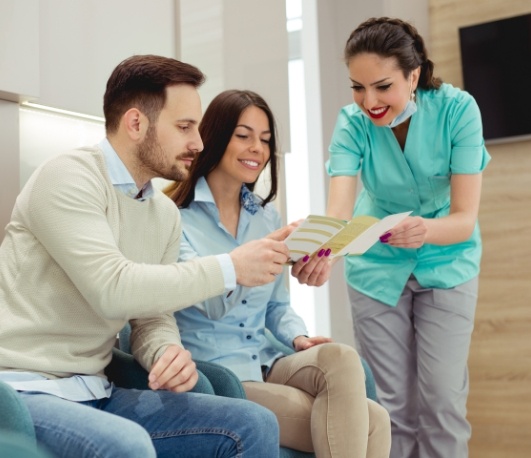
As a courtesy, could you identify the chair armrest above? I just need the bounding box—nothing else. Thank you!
[195,360,247,399]
[0,432,52,458]
[105,348,151,390]
[118,323,132,354]
[0,380,36,440]
[265,329,295,355]
[106,348,216,394]
[360,358,378,402]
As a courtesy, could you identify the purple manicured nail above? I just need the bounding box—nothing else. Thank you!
[325,248,331,256]
[302,255,310,262]
[379,232,391,243]
[318,249,325,257]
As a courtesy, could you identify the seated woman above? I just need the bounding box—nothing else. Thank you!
[165,89,391,458]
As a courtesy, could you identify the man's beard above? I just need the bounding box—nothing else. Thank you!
[137,126,194,183]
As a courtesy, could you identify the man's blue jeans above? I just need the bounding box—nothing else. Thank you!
[20,386,279,457]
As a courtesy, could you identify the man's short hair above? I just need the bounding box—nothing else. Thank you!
[103,54,206,133]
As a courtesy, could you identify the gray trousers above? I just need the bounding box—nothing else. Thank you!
[348,276,478,458]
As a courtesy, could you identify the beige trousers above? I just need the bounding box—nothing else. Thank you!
[242,343,391,458]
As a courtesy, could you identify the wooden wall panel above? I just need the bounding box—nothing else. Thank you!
[429,1,531,456]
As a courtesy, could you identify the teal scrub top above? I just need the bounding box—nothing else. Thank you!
[327,83,491,306]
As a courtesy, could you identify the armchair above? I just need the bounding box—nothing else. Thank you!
[110,342,315,458]
[119,325,378,458]
[0,350,247,458]
[0,380,52,458]
[0,324,378,458]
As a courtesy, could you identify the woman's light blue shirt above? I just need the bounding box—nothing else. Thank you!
[176,177,308,382]
[327,83,491,306]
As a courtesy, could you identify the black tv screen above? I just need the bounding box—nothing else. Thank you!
[459,13,531,143]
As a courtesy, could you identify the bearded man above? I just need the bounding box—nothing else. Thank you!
[0,55,289,458]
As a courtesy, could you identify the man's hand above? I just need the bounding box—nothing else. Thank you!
[230,238,289,287]
[291,249,333,287]
[293,335,333,351]
[265,220,303,242]
[148,345,198,393]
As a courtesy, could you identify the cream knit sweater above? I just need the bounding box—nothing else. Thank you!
[0,147,225,379]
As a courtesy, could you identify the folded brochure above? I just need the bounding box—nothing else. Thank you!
[285,211,412,262]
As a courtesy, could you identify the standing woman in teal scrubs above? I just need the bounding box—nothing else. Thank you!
[325,17,490,458]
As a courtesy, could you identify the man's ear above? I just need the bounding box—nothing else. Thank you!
[122,108,149,142]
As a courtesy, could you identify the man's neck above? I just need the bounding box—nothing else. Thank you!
[107,136,151,189]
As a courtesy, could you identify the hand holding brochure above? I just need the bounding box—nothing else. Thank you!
[285,211,411,262]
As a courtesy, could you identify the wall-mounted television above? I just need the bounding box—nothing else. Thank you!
[458,13,531,144]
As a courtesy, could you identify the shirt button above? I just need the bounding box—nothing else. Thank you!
[246,335,251,340]
[242,300,247,304]
[239,323,244,327]
[252,355,257,360]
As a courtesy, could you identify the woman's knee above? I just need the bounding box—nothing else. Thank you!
[293,343,364,396]
[314,343,363,377]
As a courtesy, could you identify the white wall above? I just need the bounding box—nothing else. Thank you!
[37,0,177,117]
[19,107,105,186]
[180,0,290,142]
[0,101,20,233]
[0,0,179,237]
[0,0,39,234]
[0,0,39,102]
[180,0,290,221]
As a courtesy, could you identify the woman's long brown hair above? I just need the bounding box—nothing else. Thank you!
[165,89,279,208]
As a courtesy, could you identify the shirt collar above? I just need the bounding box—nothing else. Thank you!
[99,138,154,200]
[194,176,216,204]
[194,176,261,215]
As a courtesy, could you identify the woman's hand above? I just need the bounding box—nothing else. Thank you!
[379,216,428,248]
[293,335,333,351]
[291,249,333,286]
